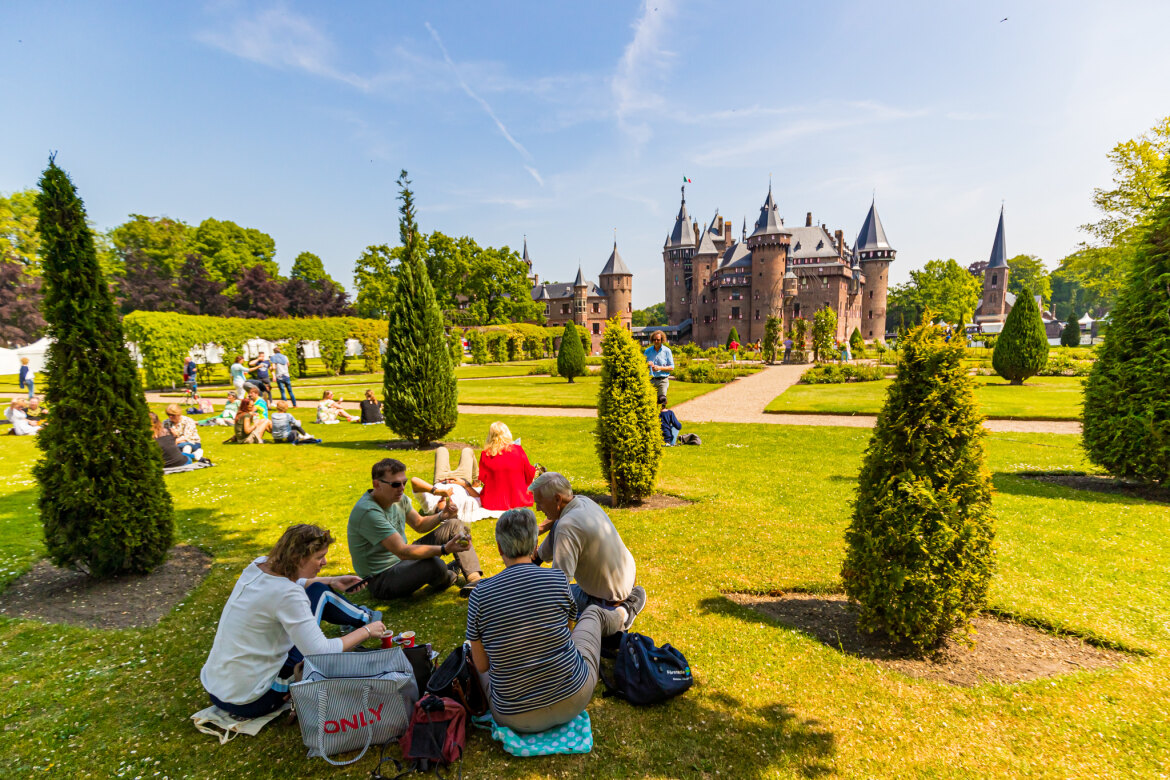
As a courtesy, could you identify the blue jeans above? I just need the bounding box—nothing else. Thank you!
[207,582,370,718]
[276,377,296,405]
[570,584,625,619]
[25,379,34,400]
[669,426,681,446]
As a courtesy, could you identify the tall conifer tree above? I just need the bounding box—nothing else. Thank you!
[556,321,586,383]
[991,290,1049,384]
[596,318,662,505]
[1083,167,1170,485]
[382,171,458,446]
[35,158,174,577]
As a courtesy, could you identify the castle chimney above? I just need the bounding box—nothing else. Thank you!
[834,229,845,257]
[724,219,732,245]
[806,211,813,227]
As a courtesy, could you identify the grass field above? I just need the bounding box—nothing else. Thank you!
[0,414,1167,777]
[766,375,1086,420]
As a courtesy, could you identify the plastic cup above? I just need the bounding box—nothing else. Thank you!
[381,633,395,649]
[397,631,416,648]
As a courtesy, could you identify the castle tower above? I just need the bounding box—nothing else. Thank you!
[663,185,696,326]
[975,206,1009,322]
[744,184,792,342]
[599,240,633,330]
[572,265,588,328]
[855,198,896,340]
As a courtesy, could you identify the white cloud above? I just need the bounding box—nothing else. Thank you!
[611,0,676,144]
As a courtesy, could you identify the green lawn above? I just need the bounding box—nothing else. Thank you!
[766,375,1086,420]
[0,417,1167,777]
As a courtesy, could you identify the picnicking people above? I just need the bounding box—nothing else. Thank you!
[163,403,203,461]
[270,345,296,407]
[200,524,385,718]
[270,400,320,444]
[18,357,34,400]
[659,397,682,446]
[316,390,357,424]
[5,398,41,435]
[184,356,198,394]
[226,398,270,444]
[25,397,46,421]
[347,458,483,600]
[530,472,646,629]
[198,390,240,426]
[150,411,194,468]
[477,422,536,512]
[229,354,250,398]
[359,389,384,425]
[249,351,273,403]
[246,386,269,419]
[644,330,674,403]
[467,508,627,733]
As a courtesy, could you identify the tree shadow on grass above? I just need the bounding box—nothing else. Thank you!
[992,472,1170,505]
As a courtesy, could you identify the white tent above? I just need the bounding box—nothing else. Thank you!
[1078,313,1095,326]
[14,338,52,374]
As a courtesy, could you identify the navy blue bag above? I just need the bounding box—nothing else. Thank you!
[601,632,693,705]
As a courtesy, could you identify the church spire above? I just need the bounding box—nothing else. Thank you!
[987,205,1008,268]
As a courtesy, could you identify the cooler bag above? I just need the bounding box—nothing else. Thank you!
[290,647,419,765]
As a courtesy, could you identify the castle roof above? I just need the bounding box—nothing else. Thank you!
[533,284,550,300]
[789,226,842,261]
[750,184,791,238]
[532,281,605,300]
[522,237,531,267]
[695,224,720,256]
[718,241,751,270]
[665,187,695,247]
[599,241,632,276]
[987,206,1008,268]
[707,210,721,236]
[573,265,587,287]
[854,199,893,253]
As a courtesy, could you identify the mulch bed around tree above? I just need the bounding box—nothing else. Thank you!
[582,493,694,511]
[1018,472,1170,504]
[726,592,1130,687]
[0,545,211,629]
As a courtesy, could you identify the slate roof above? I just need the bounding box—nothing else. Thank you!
[707,210,722,236]
[750,185,790,238]
[718,241,751,270]
[666,190,695,247]
[694,225,720,256]
[987,206,1008,268]
[573,266,587,287]
[788,226,841,261]
[533,284,549,301]
[599,241,632,276]
[854,199,894,253]
[522,237,531,267]
[532,282,606,300]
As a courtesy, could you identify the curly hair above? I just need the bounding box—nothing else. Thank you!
[267,524,334,578]
[483,421,515,457]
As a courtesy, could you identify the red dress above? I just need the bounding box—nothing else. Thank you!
[478,445,536,511]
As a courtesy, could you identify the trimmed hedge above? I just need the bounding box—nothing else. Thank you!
[799,364,888,384]
[463,322,553,365]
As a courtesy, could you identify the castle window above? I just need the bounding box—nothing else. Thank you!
[991,273,998,288]
[869,291,873,300]
[544,304,550,315]
[561,303,570,315]
[732,306,741,320]
[627,302,631,313]
[592,323,600,335]
[821,277,828,287]
[868,310,873,319]
[755,309,760,320]
[592,302,600,314]
[702,295,707,304]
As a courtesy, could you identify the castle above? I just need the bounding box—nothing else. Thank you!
[663,185,894,346]
[528,239,633,354]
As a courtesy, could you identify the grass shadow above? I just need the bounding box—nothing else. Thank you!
[992,472,1169,505]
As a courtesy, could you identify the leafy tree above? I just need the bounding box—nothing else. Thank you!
[290,251,336,289]
[632,302,666,327]
[232,265,289,319]
[0,257,46,347]
[726,327,740,348]
[909,259,981,325]
[842,320,994,651]
[353,244,400,319]
[885,281,925,330]
[811,307,837,362]
[381,171,458,446]
[1082,165,1170,485]
[1006,254,1052,305]
[117,249,180,315]
[109,215,193,278]
[0,189,41,268]
[762,315,781,363]
[991,290,1049,384]
[556,321,587,383]
[174,254,230,317]
[463,243,543,325]
[1060,315,1081,347]
[34,158,174,577]
[1051,245,1127,317]
[284,277,352,317]
[190,217,278,285]
[596,318,663,505]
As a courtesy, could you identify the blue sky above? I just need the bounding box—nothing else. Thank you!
[3,1,1169,308]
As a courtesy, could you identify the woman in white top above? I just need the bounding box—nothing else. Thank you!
[4,399,40,436]
[200,524,386,718]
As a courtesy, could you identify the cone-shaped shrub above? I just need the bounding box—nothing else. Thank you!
[382,171,457,446]
[841,320,994,651]
[763,316,781,363]
[35,158,174,577]
[991,292,1048,384]
[1060,316,1080,347]
[557,321,586,383]
[596,318,662,505]
[726,326,740,348]
[849,327,864,352]
[1083,169,1170,485]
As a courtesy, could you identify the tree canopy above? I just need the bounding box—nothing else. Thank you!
[632,302,666,327]
[190,217,279,284]
[1006,254,1052,305]
[0,189,41,268]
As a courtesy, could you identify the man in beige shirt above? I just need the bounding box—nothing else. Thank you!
[531,472,646,629]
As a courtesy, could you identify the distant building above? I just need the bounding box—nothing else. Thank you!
[973,207,1012,324]
[529,240,633,354]
[664,184,894,346]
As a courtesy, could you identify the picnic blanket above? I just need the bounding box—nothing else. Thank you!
[191,702,290,744]
[470,710,593,756]
[164,460,215,475]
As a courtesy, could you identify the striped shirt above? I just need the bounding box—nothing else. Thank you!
[466,564,588,716]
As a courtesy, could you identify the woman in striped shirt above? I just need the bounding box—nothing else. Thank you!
[466,508,626,733]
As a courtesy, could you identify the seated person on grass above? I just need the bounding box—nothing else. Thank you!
[150,411,194,468]
[359,389,384,424]
[163,403,203,461]
[226,398,270,444]
[198,391,240,427]
[467,508,627,734]
[26,397,46,421]
[316,390,356,424]
[530,472,646,630]
[270,401,320,444]
[246,386,269,419]
[4,399,41,436]
[659,397,682,446]
[348,458,483,600]
[201,524,385,719]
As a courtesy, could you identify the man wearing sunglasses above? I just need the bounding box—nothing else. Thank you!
[348,458,483,601]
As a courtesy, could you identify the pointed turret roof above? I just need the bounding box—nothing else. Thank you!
[750,184,790,238]
[573,265,587,287]
[534,284,550,300]
[695,224,719,256]
[665,185,695,247]
[600,241,631,276]
[854,199,893,253]
[707,210,721,236]
[987,206,1007,268]
[522,236,531,268]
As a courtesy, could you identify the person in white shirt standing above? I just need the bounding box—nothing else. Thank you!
[200,524,385,718]
[271,345,297,408]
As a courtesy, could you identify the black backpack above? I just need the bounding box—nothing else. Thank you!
[601,632,693,705]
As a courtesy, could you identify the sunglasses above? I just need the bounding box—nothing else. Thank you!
[377,479,407,489]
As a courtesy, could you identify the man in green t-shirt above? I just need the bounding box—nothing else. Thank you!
[348,457,483,600]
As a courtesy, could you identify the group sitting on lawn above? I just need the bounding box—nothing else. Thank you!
[4,397,43,436]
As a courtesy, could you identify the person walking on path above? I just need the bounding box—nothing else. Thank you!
[18,358,34,400]
[270,346,296,408]
[644,331,674,403]
[729,339,740,362]
[783,336,793,364]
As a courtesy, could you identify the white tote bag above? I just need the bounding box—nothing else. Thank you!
[290,647,419,765]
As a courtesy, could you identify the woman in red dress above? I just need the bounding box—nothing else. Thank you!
[477,422,536,512]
